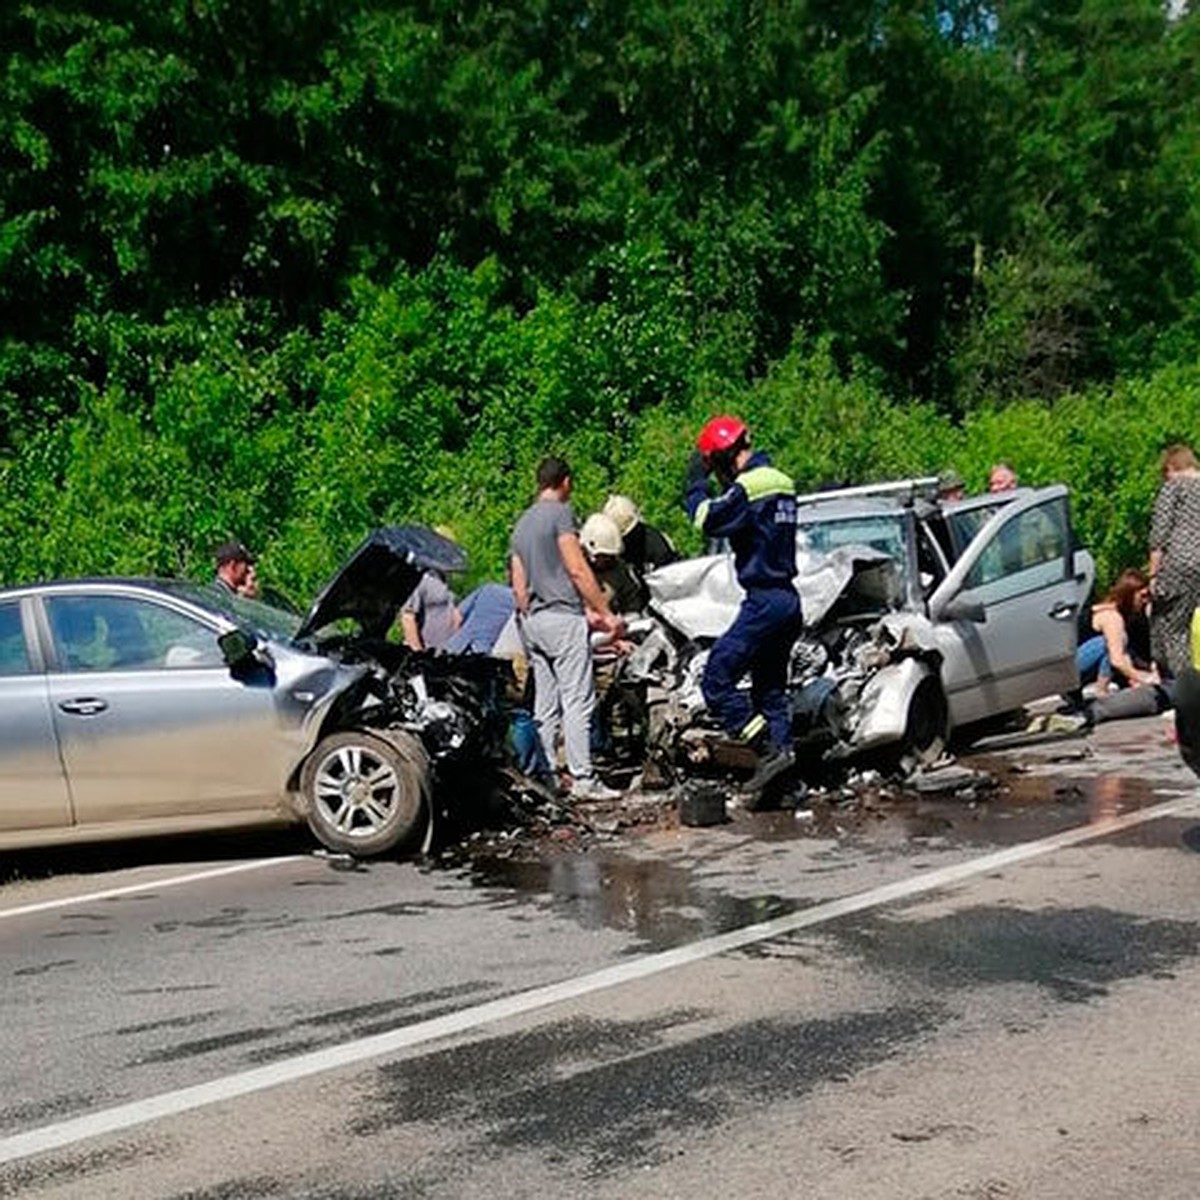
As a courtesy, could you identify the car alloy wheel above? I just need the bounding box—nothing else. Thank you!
[301,729,428,856]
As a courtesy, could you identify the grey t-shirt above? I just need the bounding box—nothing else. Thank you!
[401,571,458,649]
[509,499,582,614]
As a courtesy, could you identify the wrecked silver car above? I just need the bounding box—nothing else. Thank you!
[0,527,510,856]
[610,482,1090,784]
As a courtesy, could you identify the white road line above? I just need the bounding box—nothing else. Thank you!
[1,793,1196,1166]
[0,857,307,922]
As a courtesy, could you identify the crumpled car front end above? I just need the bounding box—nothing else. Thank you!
[616,544,943,783]
[281,527,512,855]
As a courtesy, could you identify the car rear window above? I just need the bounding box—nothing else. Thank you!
[0,601,31,676]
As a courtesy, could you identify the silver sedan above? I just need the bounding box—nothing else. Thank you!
[0,528,503,855]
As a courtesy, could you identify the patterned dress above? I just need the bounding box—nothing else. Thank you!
[1149,474,1200,676]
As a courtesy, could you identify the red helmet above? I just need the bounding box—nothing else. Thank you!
[696,415,748,459]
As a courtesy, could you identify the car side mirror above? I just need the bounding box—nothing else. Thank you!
[218,628,259,668]
[940,594,987,624]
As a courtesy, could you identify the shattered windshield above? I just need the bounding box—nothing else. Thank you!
[798,513,911,592]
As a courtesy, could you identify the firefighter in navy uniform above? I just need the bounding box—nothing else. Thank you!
[685,415,801,795]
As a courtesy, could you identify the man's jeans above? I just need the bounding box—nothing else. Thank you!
[521,608,597,782]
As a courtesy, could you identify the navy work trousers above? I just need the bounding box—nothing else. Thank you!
[702,586,802,751]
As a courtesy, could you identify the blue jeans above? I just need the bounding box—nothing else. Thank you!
[511,708,552,778]
[1076,635,1111,684]
[703,587,802,751]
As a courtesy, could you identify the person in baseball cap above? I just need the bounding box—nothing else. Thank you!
[213,540,255,597]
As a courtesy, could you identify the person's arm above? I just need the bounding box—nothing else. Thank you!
[685,452,711,525]
[1149,482,1175,591]
[1149,548,1163,590]
[510,554,530,614]
[689,476,752,539]
[559,533,622,634]
[1096,609,1155,686]
[400,610,422,651]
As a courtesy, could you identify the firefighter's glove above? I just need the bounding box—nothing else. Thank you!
[685,450,709,490]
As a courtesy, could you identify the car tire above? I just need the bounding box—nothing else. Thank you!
[904,675,949,765]
[301,729,429,857]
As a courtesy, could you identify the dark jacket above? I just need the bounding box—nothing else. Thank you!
[623,523,678,573]
[686,450,798,589]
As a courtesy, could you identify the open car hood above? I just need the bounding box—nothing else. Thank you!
[295,526,467,641]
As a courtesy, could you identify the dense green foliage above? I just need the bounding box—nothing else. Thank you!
[2,1,1198,599]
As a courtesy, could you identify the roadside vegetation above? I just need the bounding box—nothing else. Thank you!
[1,1,1198,599]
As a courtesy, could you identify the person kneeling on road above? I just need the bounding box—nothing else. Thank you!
[685,416,802,795]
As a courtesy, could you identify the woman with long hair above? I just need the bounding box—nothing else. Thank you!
[1149,443,1200,677]
[1076,568,1158,693]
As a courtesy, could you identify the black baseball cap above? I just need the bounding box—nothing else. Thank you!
[214,540,255,566]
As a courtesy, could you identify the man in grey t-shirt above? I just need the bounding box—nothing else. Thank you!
[510,456,624,800]
[401,571,460,650]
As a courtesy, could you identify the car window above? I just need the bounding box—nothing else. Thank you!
[965,498,1069,597]
[799,513,911,592]
[0,601,31,676]
[947,503,1006,554]
[46,595,225,672]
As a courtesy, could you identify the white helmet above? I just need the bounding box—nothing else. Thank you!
[580,512,624,558]
[603,493,641,536]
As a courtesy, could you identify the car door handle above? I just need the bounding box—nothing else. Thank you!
[58,697,109,716]
[1048,602,1078,621]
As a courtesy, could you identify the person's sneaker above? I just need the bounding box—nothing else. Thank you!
[570,776,624,802]
[742,746,796,795]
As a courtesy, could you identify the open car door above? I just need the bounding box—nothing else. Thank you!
[927,486,1080,728]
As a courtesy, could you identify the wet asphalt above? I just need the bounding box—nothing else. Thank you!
[2,715,1200,1197]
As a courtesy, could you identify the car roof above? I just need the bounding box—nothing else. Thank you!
[796,496,911,520]
[941,486,1039,513]
[0,577,188,601]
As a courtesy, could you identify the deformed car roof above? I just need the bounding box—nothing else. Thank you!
[295,526,467,640]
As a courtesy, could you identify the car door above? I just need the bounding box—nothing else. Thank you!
[41,590,288,824]
[928,487,1080,727]
[0,597,73,832]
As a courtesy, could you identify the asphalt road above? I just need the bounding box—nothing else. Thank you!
[2,716,1199,1198]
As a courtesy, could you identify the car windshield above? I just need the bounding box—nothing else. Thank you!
[159,581,303,642]
[798,512,911,591]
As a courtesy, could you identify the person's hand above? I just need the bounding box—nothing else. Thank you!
[238,565,261,600]
[685,450,708,489]
[601,612,625,640]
